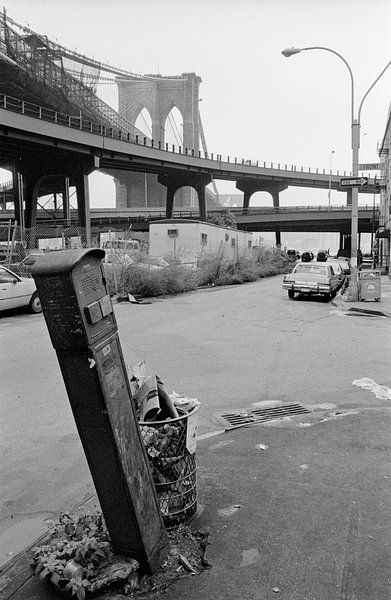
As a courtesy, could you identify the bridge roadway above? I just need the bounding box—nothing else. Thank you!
[0,95,379,194]
[0,204,379,234]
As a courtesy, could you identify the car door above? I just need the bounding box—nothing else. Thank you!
[327,265,339,291]
[0,267,31,311]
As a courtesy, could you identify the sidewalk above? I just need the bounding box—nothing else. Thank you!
[332,273,391,317]
[3,404,391,599]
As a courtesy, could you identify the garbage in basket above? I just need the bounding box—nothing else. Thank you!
[131,372,200,528]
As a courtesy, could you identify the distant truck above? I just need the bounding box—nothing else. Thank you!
[102,239,140,254]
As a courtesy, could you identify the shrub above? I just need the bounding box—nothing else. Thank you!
[104,246,290,299]
[121,264,198,297]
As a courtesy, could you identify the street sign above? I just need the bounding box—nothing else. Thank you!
[340,176,369,188]
[358,163,381,170]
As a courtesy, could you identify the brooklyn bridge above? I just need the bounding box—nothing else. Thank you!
[0,10,379,249]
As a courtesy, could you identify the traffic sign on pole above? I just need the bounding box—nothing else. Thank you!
[340,176,369,188]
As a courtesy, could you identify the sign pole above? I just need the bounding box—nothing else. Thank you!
[347,119,360,301]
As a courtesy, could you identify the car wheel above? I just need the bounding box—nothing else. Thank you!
[288,289,295,299]
[323,293,331,302]
[28,292,42,314]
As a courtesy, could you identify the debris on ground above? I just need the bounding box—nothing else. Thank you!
[132,526,212,598]
[31,512,211,599]
[352,377,391,400]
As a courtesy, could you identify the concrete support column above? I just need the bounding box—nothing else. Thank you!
[165,185,176,219]
[12,164,24,229]
[158,172,211,221]
[275,227,281,247]
[24,173,46,248]
[271,191,280,209]
[243,190,252,210]
[236,179,288,210]
[74,172,91,246]
[63,176,70,225]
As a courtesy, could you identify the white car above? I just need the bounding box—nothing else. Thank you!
[0,265,42,313]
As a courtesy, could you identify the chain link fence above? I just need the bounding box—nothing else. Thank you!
[0,222,94,277]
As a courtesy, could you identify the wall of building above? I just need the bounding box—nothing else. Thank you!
[378,101,391,273]
[149,220,253,266]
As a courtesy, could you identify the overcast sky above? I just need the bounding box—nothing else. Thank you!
[3,0,391,209]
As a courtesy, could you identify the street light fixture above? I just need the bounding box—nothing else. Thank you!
[328,150,335,210]
[281,46,391,300]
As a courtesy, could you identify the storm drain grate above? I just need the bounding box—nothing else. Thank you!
[218,403,310,430]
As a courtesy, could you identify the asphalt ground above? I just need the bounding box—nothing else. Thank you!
[1,275,391,600]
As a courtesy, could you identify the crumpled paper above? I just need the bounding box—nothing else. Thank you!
[352,378,391,400]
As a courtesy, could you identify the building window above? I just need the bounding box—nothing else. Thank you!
[167,229,178,237]
[248,240,252,248]
[225,233,229,241]
[201,233,208,244]
[231,238,236,247]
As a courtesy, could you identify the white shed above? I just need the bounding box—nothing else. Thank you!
[149,220,253,266]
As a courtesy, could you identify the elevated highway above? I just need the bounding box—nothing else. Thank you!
[0,97,379,194]
[0,204,379,235]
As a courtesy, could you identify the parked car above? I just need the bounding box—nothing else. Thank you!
[301,251,313,262]
[102,250,134,276]
[286,249,299,261]
[328,256,350,276]
[326,260,346,287]
[282,262,340,300]
[102,239,140,255]
[0,265,42,313]
[134,257,170,270]
[316,250,328,262]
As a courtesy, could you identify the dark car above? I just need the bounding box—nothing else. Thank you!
[301,251,313,262]
[286,249,298,261]
[316,250,328,262]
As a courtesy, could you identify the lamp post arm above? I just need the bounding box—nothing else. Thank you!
[302,46,354,122]
[358,58,391,124]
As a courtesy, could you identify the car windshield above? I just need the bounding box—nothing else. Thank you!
[294,264,328,275]
[0,266,17,283]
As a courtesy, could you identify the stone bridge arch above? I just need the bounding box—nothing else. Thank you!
[111,73,202,209]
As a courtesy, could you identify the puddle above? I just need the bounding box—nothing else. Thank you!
[250,400,283,409]
[208,439,236,451]
[218,504,242,518]
[240,547,260,567]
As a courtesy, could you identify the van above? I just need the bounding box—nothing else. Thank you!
[102,239,140,254]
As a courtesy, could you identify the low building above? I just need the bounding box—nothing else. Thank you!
[149,220,253,266]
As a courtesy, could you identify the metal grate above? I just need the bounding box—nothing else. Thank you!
[218,403,310,429]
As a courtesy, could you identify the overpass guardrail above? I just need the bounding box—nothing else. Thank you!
[0,92,377,180]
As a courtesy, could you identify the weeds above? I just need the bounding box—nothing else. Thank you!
[104,248,291,298]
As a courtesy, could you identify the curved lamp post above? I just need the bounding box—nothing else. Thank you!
[281,46,391,300]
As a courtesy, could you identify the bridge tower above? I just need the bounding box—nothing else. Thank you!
[111,73,202,209]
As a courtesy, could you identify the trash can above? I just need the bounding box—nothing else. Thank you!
[359,270,381,301]
[139,404,199,528]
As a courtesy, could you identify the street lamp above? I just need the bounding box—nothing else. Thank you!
[328,150,335,210]
[281,46,391,300]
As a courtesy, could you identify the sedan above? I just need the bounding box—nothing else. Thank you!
[0,265,42,313]
[282,262,341,301]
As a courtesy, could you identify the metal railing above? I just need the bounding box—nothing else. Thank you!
[0,92,365,179]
